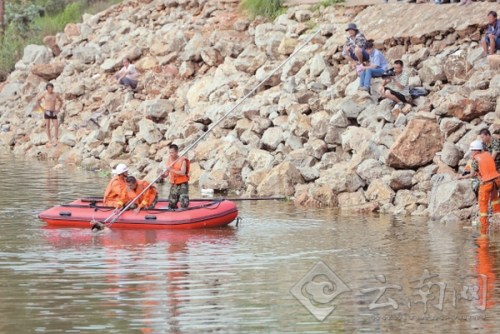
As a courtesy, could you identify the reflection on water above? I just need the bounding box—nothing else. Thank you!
[1,154,500,333]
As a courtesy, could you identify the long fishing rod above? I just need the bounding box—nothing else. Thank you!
[91,30,322,231]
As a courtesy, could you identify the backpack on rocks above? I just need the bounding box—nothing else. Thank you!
[409,87,429,99]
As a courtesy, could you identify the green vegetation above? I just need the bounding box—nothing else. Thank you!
[0,0,122,81]
[312,0,345,11]
[240,0,286,19]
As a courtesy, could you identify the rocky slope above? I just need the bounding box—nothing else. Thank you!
[0,0,499,223]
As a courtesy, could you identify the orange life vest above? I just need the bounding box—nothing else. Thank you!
[126,180,158,209]
[474,152,500,182]
[103,175,128,208]
[168,157,190,185]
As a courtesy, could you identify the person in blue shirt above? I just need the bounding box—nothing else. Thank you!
[482,11,500,56]
[358,40,388,92]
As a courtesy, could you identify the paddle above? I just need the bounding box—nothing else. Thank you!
[91,30,322,232]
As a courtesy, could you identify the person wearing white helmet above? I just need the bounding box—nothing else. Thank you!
[103,163,129,208]
[459,140,500,234]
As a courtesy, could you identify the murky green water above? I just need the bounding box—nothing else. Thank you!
[0,154,499,333]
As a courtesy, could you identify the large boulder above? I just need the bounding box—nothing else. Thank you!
[43,35,61,56]
[419,57,446,85]
[389,170,416,191]
[31,62,65,80]
[22,45,52,66]
[393,190,421,215]
[0,82,22,101]
[365,179,395,205]
[64,23,80,37]
[256,161,304,196]
[444,90,497,121]
[99,142,124,160]
[73,45,99,64]
[137,119,163,144]
[141,99,174,120]
[443,50,469,85]
[60,132,76,147]
[254,23,285,55]
[439,117,464,137]
[386,118,444,169]
[356,159,392,181]
[316,162,365,193]
[200,170,229,191]
[428,175,476,220]
[310,54,327,77]
[278,38,298,55]
[261,127,283,151]
[439,142,462,168]
[248,148,275,170]
[295,10,312,22]
[182,33,205,61]
[234,45,267,74]
[201,48,223,67]
[488,55,500,70]
[341,126,374,153]
[338,190,367,209]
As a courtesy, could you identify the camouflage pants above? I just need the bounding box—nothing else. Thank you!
[169,182,189,209]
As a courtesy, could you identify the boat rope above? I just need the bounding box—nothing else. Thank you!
[93,29,323,231]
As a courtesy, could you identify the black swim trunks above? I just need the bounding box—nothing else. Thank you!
[385,88,407,104]
[44,110,58,120]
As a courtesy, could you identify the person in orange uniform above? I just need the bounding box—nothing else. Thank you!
[125,176,158,213]
[459,140,500,234]
[103,163,129,208]
[162,144,190,210]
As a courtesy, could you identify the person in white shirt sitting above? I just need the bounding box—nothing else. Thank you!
[114,58,138,90]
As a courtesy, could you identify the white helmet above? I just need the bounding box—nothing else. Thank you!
[469,140,483,151]
[112,163,129,175]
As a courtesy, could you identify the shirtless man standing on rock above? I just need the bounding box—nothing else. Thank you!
[35,83,64,146]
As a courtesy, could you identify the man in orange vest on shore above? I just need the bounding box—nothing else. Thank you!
[459,140,500,235]
[125,176,158,213]
[162,144,190,210]
[103,163,129,208]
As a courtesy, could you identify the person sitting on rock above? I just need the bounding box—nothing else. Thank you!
[104,164,129,208]
[162,144,190,210]
[479,128,500,172]
[342,23,369,68]
[459,140,500,235]
[34,83,64,146]
[358,40,388,92]
[380,60,410,112]
[125,176,158,213]
[481,11,500,56]
[114,58,138,90]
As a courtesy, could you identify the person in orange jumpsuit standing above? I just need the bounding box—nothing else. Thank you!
[125,176,158,213]
[162,144,190,210]
[103,163,129,208]
[459,140,500,234]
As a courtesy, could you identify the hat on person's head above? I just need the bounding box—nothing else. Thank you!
[469,140,483,151]
[112,163,129,175]
[346,23,359,32]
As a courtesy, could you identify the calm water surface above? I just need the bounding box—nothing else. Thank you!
[0,154,499,333]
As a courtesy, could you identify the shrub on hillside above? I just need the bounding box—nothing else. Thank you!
[0,0,121,82]
[240,0,285,19]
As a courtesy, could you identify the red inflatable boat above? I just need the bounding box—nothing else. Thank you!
[38,198,239,229]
